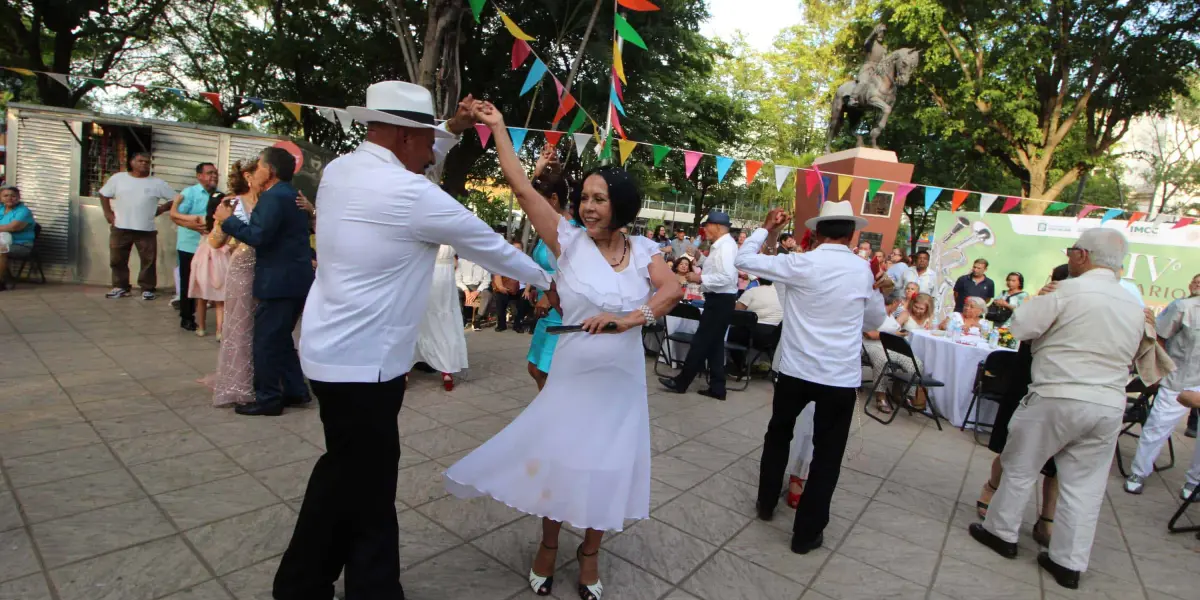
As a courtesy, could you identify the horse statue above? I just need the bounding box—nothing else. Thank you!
[826,47,920,152]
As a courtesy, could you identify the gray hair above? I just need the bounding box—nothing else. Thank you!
[886,290,906,306]
[1076,228,1128,272]
[965,296,987,312]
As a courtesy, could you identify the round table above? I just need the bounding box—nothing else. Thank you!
[906,330,1014,429]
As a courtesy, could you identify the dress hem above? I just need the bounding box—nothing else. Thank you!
[443,472,648,533]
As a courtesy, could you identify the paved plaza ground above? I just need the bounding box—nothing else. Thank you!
[0,285,1197,600]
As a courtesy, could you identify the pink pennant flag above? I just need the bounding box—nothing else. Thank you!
[894,183,916,206]
[474,123,492,148]
[613,71,624,101]
[804,169,819,196]
[1172,217,1196,229]
[683,151,702,178]
[554,77,564,100]
[511,39,532,70]
[1000,197,1021,213]
[1076,204,1100,220]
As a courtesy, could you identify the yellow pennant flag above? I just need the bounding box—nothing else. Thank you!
[837,174,853,199]
[498,10,535,41]
[591,119,602,142]
[618,139,638,165]
[4,67,36,76]
[613,41,626,84]
[283,102,302,123]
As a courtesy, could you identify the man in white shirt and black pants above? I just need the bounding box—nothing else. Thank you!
[273,83,551,600]
[969,228,1144,589]
[736,202,891,554]
[660,210,739,400]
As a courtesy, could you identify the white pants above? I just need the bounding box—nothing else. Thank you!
[983,393,1122,572]
[1130,385,1200,480]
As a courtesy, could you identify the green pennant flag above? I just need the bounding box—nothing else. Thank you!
[599,131,614,161]
[567,109,587,135]
[614,14,648,49]
[866,179,884,202]
[652,145,670,167]
[469,0,487,23]
[86,78,105,87]
[1045,201,1069,214]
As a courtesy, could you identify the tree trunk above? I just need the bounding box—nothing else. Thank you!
[1020,167,1050,215]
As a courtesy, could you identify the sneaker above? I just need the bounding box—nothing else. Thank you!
[106,288,130,299]
[1123,474,1145,495]
[142,291,156,301]
[1181,481,1198,501]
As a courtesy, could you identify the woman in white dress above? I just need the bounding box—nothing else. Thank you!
[445,102,681,600]
[411,244,469,390]
[897,292,935,332]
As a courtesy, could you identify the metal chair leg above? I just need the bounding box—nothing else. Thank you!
[1168,483,1200,534]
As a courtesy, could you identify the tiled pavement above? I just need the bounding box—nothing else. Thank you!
[1,285,1197,600]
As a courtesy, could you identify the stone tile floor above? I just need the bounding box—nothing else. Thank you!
[1,285,1197,600]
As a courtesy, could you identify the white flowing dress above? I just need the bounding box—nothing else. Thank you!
[445,219,655,531]
[411,245,469,373]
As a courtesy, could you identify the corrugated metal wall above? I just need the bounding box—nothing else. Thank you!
[229,136,271,167]
[14,117,73,266]
[151,128,219,191]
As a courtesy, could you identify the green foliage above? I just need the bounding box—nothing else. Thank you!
[456,189,511,227]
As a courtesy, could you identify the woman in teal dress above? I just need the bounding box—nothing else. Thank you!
[525,150,572,390]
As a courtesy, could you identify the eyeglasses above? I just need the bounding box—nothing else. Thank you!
[1065,246,1085,254]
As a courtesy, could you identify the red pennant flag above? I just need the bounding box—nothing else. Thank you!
[199,92,223,114]
[1076,204,1100,220]
[613,71,624,102]
[617,0,660,10]
[474,123,492,148]
[543,131,564,146]
[1172,217,1196,229]
[1126,212,1146,228]
[745,160,762,185]
[804,169,820,196]
[511,39,531,70]
[552,94,576,125]
[132,84,147,93]
[1000,197,1021,213]
[950,190,969,212]
[611,105,626,139]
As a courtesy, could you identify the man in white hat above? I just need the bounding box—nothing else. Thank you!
[273,82,551,600]
[735,202,892,554]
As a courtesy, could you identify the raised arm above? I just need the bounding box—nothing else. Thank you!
[475,102,564,256]
[734,210,804,284]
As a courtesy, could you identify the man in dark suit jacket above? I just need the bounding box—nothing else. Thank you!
[216,147,315,416]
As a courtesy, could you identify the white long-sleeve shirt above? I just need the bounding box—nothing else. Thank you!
[1009,268,1144,410]
[735,228,886,388]
[455,258,490,291]
[701,233,738,294]
[300,134,550,383]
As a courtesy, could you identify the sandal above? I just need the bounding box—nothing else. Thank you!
[576,544,604,600]
[1032,516,1053,547]
[786,475,805,509]
[876,396,892,414]
[528,542,557,596]
[977,480,997,519]
[442,373,455,392]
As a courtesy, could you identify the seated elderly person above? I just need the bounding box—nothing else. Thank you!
[728,278,782,378]
[864,290,928,413]
[940,295,988,334]
[0,186,36,290]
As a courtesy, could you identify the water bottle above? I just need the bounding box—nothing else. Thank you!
[949,321,961,341]
[988,328,1000,348]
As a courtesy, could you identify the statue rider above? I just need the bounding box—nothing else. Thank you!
[849,24,888,108]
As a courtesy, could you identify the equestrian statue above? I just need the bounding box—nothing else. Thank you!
[826,24,920,152]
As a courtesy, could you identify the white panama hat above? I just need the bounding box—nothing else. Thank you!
[346,81,454,139]
[804,200,869,230]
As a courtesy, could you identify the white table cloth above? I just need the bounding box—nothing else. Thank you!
[906,330,1013,428]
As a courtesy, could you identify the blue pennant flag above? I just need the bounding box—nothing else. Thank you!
[1100,208,1124,226]
[167,88,186,98]
[520,59,547,96]
[923,186,943,211]
[507,127,528,149]
[246,97,265,109]
[715,156,734,183]
[611,86,626,116]
[821,175,833,203]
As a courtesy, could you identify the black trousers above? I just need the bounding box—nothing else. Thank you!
[253,297,307,407]
[757,373,856,542]
[273,378,406,600]
[1189,408,1198,432]
[674,292,737,395]
[177,250,196,326]
[494,291,530,331]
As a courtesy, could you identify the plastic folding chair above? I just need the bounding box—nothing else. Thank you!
[653,302,702,376]
[1115,378,1173,478]
[962,350,1023,445]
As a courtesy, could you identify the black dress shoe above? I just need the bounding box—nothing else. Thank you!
[790,532,823,555]
[659,377,686,394]
[1037,552,1079,589]
[235,402,283,416]
[180,320,198,332]
[968,523,1017,558]
[756,501,775,522]
[283,396,312,407]
[697,388,726,401]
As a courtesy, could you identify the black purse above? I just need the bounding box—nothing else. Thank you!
[985,292,1022,324]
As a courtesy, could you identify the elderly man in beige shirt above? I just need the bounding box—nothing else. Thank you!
[969,227,1144,590]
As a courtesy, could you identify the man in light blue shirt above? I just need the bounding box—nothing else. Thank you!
[169,163,220,331]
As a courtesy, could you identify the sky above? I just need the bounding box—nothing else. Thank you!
[700,0,803,51]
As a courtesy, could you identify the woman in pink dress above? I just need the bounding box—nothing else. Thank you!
[189,198,232,339]
[211,160,258,407]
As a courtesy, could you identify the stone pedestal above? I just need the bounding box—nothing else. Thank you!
[794,148,914,252]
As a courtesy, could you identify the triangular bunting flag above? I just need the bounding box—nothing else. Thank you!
[507,127,528,149]
[978,193,999,214]
[613,14,648,49]
[613,41,627,84]
[1125,212,1146,228]
[317,107,336,123]
[282,102,302,123]
[598,131,613,160]
[469,0,487,23]
[923,187,943,211]
[894,183,916,206]
[836,175,853,200]
[572,132,591,158]
[745,160,762,185]
[618,139,638,165]
[1100,208,1124,225]
[86,78,105,87]
[610,105,626,139]
[168,88,186,98]
[543,131,564,146]
[246,97,265,110]
[511,39,531,70]
[804,169,819,195]
[611,86,626,116]
[683,151,702,178]
[612,71,623,101]
[200,92,223,114]
[1045,201,1069,214]
[47,73,71,90]
[1171,217,1195,229]
[567,110,587,134]
[132,84,146,93]
[554,77,564,100]
[552,93,576,125]
[715,156,735,183]
[474,123,492,148]
[498,10,535,41]
[950,190,969,212]
[617,0,660,10]
[866,179,884,203]
[333,109,353,134]
[3,67,35,76]
[652,145,670,167]
[520,59,547,95]
[774,166,791,191]
[820,175,833,203]
[1000,197,1022,213]
[1076,204,1100,220]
